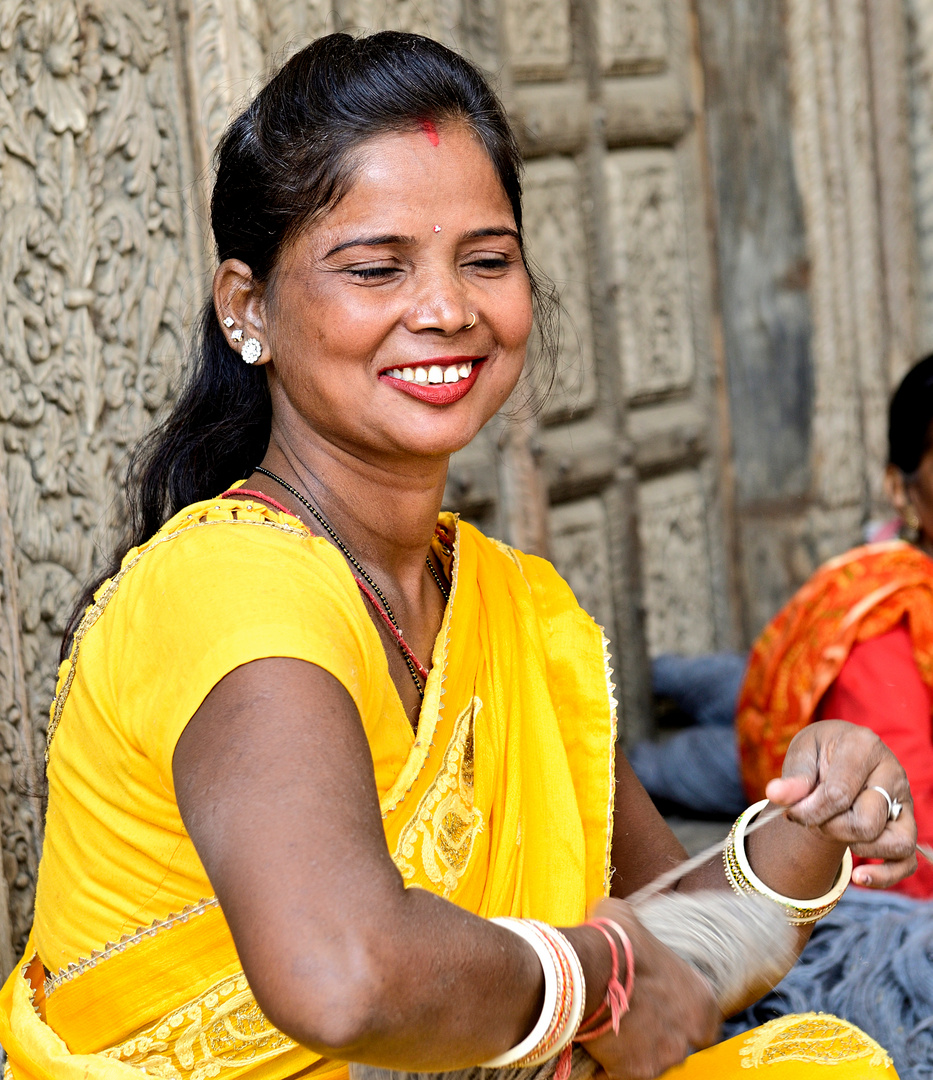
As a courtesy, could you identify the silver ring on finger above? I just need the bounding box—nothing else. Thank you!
[870,785,903,822]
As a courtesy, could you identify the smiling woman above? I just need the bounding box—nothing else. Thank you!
[0,30,914,1080]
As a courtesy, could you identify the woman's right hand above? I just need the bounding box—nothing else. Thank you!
[572,898,720,1080]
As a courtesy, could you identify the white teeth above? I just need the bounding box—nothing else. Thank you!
[443,367,459,384]
[414,367,428,383]
[427,365,444,384]
[458,363,472,378]
[386,368,402,378]
[402,367,415,382]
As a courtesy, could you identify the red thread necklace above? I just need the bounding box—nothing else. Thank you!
[244,468,449,699]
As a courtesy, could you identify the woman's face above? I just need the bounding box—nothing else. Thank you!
[886,439,933,549]
[254,124,533,462]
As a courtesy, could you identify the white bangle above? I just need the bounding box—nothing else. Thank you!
[482,917,560,1067]
[522,922,585,1065]
[730,799,853,924]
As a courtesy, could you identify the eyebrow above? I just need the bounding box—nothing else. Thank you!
[324,226,520,258]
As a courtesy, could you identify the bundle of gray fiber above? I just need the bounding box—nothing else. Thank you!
[349,889,795,1080]
[724,889,933,1080]
[634,889,795,1015]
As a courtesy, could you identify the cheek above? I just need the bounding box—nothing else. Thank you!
[498,287,534,350]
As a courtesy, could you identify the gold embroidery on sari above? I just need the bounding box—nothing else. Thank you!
[392,697,484,896]
[739,1013,893,1069]
[102,973,296,1079]
[44,898,220,996]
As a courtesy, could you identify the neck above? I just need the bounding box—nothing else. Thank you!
[260,426,449,587]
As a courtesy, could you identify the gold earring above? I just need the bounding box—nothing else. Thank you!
[904,503,921,536]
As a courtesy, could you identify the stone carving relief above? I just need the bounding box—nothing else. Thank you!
[265,0,338,58]
[548,496,615,633]
[522,157,597,420]
[503,0,571,79]
[906,0,933,354]
[341,0,453,42]
[598,0,668,75]
[637,470,715,656]
[0,0,193,958]
[189,0,265,159]
[784,0,887,513]
[605,149,694,401]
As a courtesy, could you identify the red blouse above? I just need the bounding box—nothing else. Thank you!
[818,620,933,898]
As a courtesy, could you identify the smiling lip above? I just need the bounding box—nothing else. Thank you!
[379,357,485,405]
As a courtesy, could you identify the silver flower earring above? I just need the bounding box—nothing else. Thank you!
[241,337,263,365]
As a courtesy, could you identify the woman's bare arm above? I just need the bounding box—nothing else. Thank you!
[174,656,552,1066]
[607,720,918,1016]
[173,657,723,1078]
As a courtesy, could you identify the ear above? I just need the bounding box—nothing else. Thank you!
[213,259,270,364]
[884,463,909,515]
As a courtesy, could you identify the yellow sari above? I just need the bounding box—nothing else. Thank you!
[0,496,898,1079]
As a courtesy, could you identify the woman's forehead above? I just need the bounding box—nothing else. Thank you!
[311,127,516,238]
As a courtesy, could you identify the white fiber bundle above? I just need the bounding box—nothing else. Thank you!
[635,889,795,1015]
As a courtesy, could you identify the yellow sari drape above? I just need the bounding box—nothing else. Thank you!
[0,499,900,1079]
[0,500,616,1079]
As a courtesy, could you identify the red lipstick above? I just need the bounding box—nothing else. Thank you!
[379,357,485,405]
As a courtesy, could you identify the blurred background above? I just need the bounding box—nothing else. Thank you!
[0,0,928,972]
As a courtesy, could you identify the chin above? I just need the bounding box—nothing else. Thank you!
[394,418,489,459]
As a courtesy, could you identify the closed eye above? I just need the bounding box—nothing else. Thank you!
[467,258,510,270]
[347,266,399,281]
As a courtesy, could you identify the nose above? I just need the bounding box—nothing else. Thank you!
[403,272,473,335]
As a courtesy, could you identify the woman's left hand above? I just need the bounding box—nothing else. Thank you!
[765,719,918,889]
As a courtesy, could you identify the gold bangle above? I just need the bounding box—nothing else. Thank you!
[724,799,852,925]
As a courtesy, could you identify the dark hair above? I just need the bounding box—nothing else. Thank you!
[889,354,933,476]
[62,31,556,655]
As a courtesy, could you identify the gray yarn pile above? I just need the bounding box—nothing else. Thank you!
[725,889,933,1079]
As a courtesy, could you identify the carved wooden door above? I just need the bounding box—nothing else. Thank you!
[435,0,737,739]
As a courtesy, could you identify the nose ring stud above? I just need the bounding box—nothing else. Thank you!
[464,312,477,330]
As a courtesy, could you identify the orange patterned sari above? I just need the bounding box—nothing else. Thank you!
[736,540,933,800]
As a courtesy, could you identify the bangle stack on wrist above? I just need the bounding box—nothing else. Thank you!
[481,918,585,1069]
[575,917,634,1041]
[483,915,636,1080]
[723,799,853,925]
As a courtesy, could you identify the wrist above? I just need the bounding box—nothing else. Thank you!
[561,924,613,1019]
[733,800,852,922]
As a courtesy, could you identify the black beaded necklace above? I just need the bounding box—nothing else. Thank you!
[254,466,449,698]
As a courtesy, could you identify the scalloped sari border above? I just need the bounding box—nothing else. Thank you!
[44,897,220,995]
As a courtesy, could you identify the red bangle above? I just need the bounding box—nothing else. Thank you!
[575,917,635,1041]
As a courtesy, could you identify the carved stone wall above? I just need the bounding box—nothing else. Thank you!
[0,0,206,966]
[0,0,768,974]
[637,471,716,656]
[697,0,922,640]
[907,0,933,355]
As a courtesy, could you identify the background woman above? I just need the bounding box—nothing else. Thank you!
[633,355,933,900]
[0,31,915,1080]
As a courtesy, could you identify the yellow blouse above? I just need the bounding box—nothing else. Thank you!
[34,498,412,972]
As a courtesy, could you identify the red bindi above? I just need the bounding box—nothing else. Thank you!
[419,119,440,146]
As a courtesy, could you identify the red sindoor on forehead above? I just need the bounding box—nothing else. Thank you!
[419,119,440,146]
